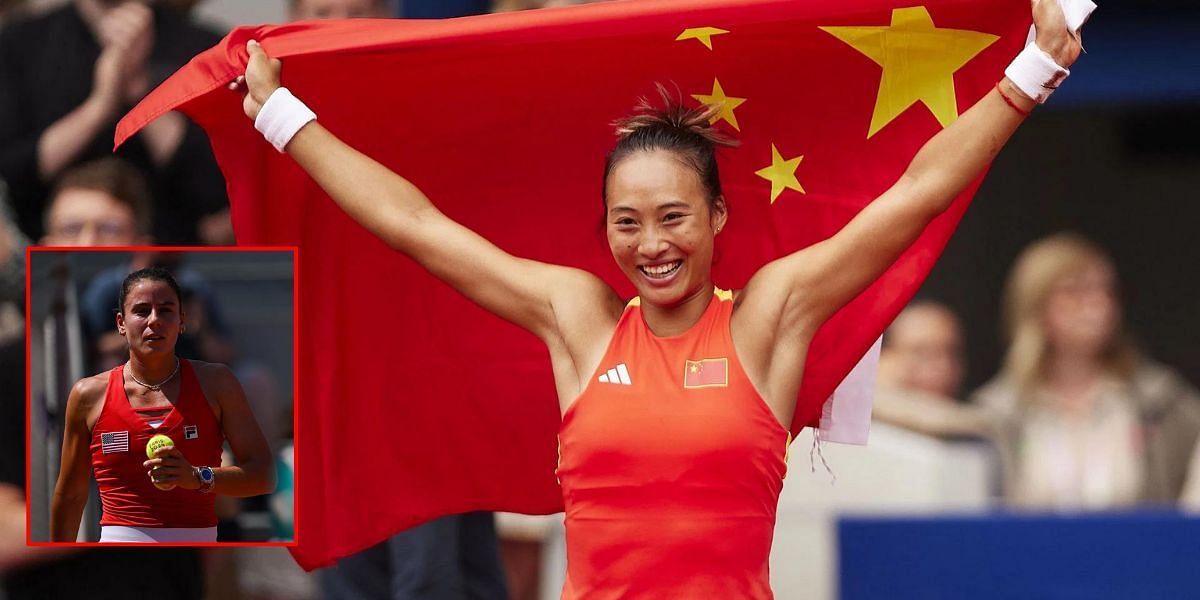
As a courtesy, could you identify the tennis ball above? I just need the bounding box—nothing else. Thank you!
[146,434,176,491]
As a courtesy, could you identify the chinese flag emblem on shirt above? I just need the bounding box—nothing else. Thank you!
[118,0,1029,570]
[684,359,729,389]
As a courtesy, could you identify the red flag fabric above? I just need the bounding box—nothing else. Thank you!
[117,0,1028,569]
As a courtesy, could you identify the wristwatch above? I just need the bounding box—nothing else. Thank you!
[194,466,216,493]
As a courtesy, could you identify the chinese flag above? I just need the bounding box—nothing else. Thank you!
[684,359,730,389]
[118,0,1028,569]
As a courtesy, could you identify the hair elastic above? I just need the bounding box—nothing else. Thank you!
[995,82,1031,117]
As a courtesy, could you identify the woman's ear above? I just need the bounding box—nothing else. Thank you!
[711,196,729,233]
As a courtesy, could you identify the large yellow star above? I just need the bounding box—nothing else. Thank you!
[755,144,805,203]
[691,79,747,131]
[675,27,729,50]
[821,6,998,138]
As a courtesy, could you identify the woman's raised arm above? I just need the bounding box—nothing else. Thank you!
[237,41,615,344]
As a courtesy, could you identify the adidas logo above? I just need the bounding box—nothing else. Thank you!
[597,363,632,385]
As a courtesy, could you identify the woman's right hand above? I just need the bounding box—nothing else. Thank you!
[232,40,282,121]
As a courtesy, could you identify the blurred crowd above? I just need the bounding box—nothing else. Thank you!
[876,233,1200,513]
[1,0,1198,599]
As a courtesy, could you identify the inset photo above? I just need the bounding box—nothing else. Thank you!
[26,248,296,545]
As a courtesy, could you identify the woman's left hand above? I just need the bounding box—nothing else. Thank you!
[1032,0,1083,68]
[144,447,200,491]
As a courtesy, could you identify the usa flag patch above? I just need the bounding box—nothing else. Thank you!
[184,425,198,440]
[100,431,129,454]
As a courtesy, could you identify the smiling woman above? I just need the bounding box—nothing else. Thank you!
[49,267,276,543]
[602,91,733,331]
[229,0,1085,592]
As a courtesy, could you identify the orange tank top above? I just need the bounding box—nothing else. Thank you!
[556,289,790,599]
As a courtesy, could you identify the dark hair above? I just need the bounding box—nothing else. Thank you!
[118,267,182,314]
[48,158,152,235]
[603,84,739,208]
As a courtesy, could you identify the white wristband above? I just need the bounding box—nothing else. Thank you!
[1004,44,1069,104]
[254,87,316,152]
[1006,0,1096,104]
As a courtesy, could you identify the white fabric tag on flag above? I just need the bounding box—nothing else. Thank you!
[817,336,881,445]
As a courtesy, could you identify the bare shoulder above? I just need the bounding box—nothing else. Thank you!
[65,371,111,429]
[69,372,111,409]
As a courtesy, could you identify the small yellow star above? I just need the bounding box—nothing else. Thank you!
[821,6,998,138]
[691,78,747,131]
[689,363,702,374]
[675,27,729,50]
[755,144,805,203]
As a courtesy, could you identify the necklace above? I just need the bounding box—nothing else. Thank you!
[128,357,180,392]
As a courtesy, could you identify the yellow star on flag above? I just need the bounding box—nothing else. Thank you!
[675,27,729,50]
[691,78,747,131]
[820,6,998,138]
[755,144,805,203]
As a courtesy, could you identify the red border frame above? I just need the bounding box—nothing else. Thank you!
[24,245,300,548]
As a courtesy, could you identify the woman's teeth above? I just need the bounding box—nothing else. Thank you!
[640,260,682,278]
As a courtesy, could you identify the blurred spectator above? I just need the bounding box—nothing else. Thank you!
[0,0,27,26]
[972,233,1200,510]
[0,200,25,343]
[41,157,152,246]
[319,513,510,600]
[290,0,389,20]
[878,301,965,399]
[492,0,603,11]
[873,301,991,438]
[0,215,20,570]
[0,335,73,574]
[0,0,229,244]
[1183,440,1200,511]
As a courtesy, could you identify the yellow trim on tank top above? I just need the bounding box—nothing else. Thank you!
[627,288,732,308]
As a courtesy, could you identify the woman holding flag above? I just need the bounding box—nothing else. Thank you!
[51,267,275,543]
[234,0,1082,594]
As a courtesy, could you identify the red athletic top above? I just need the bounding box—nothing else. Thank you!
[91,360,223,527]
[556,289,790,599]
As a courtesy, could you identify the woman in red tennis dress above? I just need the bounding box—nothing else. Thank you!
[235,1,1080,594]
[50,267,275,543]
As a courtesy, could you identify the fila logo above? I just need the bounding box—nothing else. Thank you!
[597,363,632,385]
[184,425,199,440]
